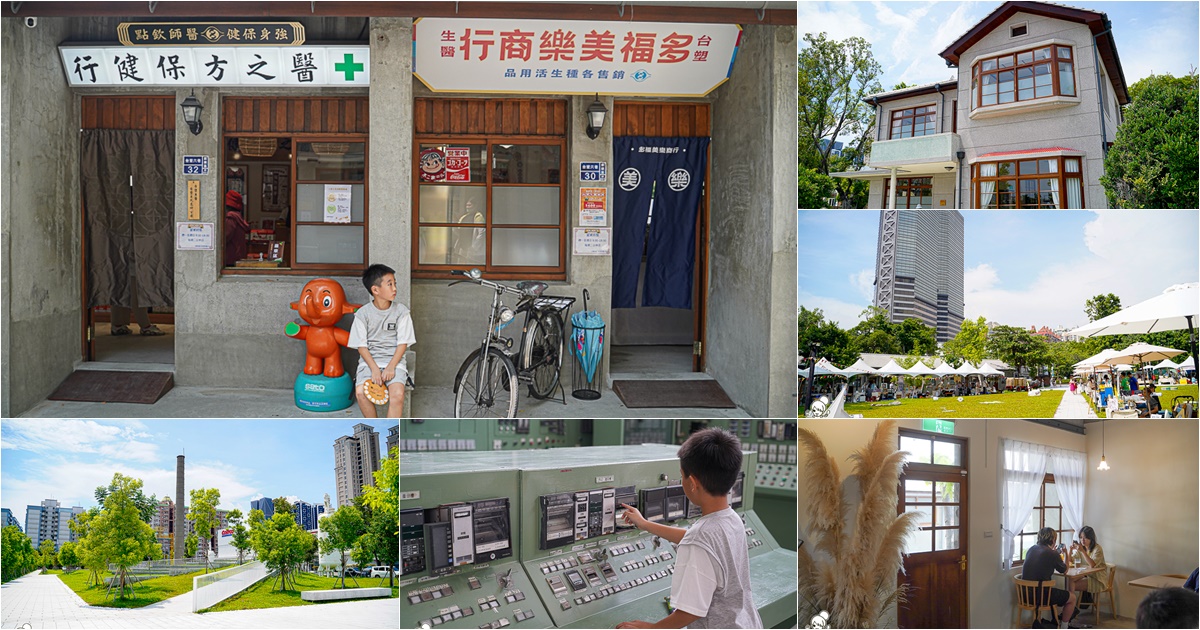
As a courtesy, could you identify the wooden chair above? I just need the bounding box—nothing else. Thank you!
[1081,564,1117,623]
[1014,575,1057,628]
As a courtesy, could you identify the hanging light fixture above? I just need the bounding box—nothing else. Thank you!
[585,94,608,140]
[1097,419,1110,471]
[180,90,204,135]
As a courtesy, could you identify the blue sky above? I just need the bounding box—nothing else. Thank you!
[798,210,1200,329]
[799,1,1199,94]
[1,420,397,525]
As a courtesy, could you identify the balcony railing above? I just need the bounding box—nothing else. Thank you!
[869,133,962,168]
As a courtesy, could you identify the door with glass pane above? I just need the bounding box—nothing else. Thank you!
[897,429,968,629]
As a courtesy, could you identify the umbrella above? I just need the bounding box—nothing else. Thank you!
[1095,342,1186,368]
[1069,283,1199,382]
[571,302,605,383]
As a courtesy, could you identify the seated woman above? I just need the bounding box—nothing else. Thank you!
[1138,385,1162,418]
[1068,526,1111,619]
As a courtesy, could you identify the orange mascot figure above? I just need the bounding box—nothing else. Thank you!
[285,278,360,378]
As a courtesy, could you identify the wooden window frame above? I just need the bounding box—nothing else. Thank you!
[883,177,935,209]
[412,135,567,281]
[972,156,1084,208]
[1011,473,1073,567]
[889,103,938,140]
[972,44,1075,110]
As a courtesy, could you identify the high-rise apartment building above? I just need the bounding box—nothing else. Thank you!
[2,508,22,531]
[874,209,965,343]
[24,499,83,551]
[386,425,399,456]
[334,423,381,508]
[292,499,325,532]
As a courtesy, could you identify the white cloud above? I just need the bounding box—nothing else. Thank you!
[964,263,999,292]
[797,2,877,45]
[850,268,876,301]
[799,291,871,328]
[1118,4,1199,83]
[2,419,158,462]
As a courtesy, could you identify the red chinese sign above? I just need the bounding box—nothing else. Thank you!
[445,147,471,182]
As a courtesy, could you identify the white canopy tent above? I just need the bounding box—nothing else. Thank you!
[874,358,913,376]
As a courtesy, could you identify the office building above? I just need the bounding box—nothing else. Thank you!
[2,508,22,532]
[24,499,84,552]
[874,209,965,342]
[292,499,326,532]
[334,423,381,508]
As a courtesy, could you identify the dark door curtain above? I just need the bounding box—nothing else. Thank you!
[611,136,710,310]
[81,129,175,309]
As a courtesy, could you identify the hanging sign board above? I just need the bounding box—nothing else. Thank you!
[579,187,607,227]
[183,155,209,175]
[444,147,472,182]
[573,227,611,256]
[921,419,955,435]
[117,22,306,47]
[413,18,741,96]
[176,222,214,250]
[323,184,352,223]
[186,180,201,220]
[59,45,369,87]
[580,161,607,182]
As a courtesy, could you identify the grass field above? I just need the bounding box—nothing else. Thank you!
[198,571,398,613]
[55,567,209,608]
[843,389,1066,418]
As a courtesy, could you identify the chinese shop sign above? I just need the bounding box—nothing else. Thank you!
[59,45,369,87]
[579,187,607,227]
[444,147,472,182]
[413,18,741,96]
[117,22,305,46]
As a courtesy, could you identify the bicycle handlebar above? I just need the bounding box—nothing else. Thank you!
[448,269,530,297]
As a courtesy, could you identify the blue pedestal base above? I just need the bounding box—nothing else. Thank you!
[294,372,354,412]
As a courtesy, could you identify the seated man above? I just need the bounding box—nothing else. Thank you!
[1022,527,1080,629]
[1136,586,1199,628]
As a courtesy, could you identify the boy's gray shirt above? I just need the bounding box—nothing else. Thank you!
[348,300,416,371]
[674,507,762,629]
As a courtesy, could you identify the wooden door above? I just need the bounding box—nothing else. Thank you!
[897,430,969,628]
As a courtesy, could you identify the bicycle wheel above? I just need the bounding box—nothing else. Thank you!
[454,347,518,418]
[524,311,564,399]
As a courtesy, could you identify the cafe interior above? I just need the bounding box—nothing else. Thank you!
[798,418,1198,629]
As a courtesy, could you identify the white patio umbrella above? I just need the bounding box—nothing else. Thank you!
[1069,283,1199,382]
[1095,342,1186,368]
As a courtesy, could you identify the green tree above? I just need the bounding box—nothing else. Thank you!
[1101,72,1199,208]
[942,316,989,366]
[95,478,157,524]
[798,166,835,208]
[184,532,199,559]
[1085,293,1122,322]
[273,497,294,517]
[849,306,900,354]
[68,509,106,586]
[186,487,221,573]
[319,506,366,589]
[896,318,937,356]
[88,473,163,598]
[226,509,252,564]
[356,477,399,588]
[988,325,1049,378]
[2,526,38,582]
[38,539,57,571]
[892,81,913,90]
[57,541,79,571]
[797,306,858,367]
[250,511,312,592]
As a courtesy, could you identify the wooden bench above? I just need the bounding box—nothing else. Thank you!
[300,587,392,602]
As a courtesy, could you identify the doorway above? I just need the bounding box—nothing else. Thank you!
[897,428,969,628]
[80,96,176,367]
[610,102,710,377]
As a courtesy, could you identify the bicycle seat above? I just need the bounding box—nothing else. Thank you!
[516,281,547,297]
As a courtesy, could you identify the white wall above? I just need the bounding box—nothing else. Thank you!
[1083,420,1199,620]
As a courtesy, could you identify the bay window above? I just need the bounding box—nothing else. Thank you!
[972,45,1075,109]
[973,156,1084,208]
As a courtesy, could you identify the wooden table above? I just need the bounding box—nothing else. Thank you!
[1128,574,1188,590]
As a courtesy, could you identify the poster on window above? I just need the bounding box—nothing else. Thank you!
[579,187,608,227]
[419,147,446,182]
[445,147,471,182]
[323,184,352,223]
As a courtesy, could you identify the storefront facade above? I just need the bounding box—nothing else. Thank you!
[1,4,796,417]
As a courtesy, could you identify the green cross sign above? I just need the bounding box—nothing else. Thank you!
[334,53,364,81]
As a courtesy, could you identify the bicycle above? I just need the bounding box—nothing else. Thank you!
[449,268,576,418]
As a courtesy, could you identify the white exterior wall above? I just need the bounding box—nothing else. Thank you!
[954,11,1118,208]
[867,173,958,210]
[874,87,957,142]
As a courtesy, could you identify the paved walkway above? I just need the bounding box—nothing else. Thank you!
[1,572,396,629]
[1054,387,1098,419]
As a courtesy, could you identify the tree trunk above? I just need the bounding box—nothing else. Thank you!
[339,551,346,589]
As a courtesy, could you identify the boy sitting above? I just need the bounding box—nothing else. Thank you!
[617,428,762,629]
[348,264,416,418]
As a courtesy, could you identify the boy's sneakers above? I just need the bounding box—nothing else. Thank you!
[111,325,131,336]
[140,325,166,336]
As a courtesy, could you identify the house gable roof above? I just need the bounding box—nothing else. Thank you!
[939,1,1129,105]
[863,79,959,105]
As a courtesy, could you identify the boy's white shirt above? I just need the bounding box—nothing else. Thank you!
[670,540,720,617]
[347,300,416,366]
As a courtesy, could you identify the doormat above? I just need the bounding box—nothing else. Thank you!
[612,379,736,409]
[48,370,173,405]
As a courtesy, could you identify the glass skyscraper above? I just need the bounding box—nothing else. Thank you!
[874,210,965,342]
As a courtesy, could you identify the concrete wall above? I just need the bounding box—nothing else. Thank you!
[707,23,797,418]
[1,17,82,417]
[1083,420,1199,620]
[955,11,1114,208]
[798,419,1088,629]
[867,173,958,209]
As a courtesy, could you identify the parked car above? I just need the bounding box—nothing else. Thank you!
[369,565,395,578]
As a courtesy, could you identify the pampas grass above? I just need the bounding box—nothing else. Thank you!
[798,420,920,628]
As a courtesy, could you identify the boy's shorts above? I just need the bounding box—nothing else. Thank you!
[355,361,408,388]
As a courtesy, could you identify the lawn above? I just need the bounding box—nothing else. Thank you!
[198,571,398,613]
[843,389,1065,418]
[56,567,210,608]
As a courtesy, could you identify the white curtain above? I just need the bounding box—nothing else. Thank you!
[1051,448,1087,537]
[1001,438,1050,570]
[1048,178,1060,209]
[979,163,997,208]
[1065,160,1083,209]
